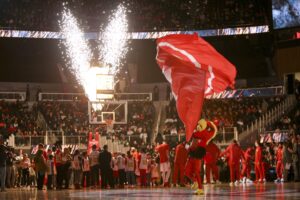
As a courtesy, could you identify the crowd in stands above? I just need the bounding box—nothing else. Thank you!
[38,100,89,136]
[0,96,155,150]
[260,93,300,142]
[0,93,287,152]
[163,96,285,143]
[0,0,268,32]
[0,89,292,153]
[0,91,299,193]
[256,102,300,184]
[0,101,42,138]
[37,100,155,149]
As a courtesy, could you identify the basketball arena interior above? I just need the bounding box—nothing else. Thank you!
[0,0,300,199]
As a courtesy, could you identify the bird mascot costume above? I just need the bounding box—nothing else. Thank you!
[185,119,217,195]
[156,33,236,195]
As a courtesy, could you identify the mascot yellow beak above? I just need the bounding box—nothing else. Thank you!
[197,119,207,131]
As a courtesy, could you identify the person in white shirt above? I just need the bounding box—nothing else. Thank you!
[146,154,152,186]
[72,150,82,189]
[112,154,119,186]
[117,153,126,188]
[89,145,100,188]
[151,160,159,186]
[28,165,36,187]
[125,151,136,187]
[81,152,90,188]
[127,128,134,136]
[140,128,148,143]
[170,126,178,136]
[21,153,31,187]
[47,155,55,190]
[273,129,282,143]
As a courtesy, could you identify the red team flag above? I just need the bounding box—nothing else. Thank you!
[156,34,236,141]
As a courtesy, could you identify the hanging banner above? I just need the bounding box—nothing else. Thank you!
[0,25,269,40]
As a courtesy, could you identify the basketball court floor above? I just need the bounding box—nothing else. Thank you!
[1,182,299,200]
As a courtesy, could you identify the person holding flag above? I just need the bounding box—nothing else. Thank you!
[185,119,217,195]
[156,33,236,195]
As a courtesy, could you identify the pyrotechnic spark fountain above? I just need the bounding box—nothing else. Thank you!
[59,7,96,100]
[99,4,128,74]
[59,4,129,103]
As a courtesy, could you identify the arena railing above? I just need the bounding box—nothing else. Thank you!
[124,135,143,143]
[114,93,152,101]
[39,92,152,101]
[251,95,296,133]
[10,130,130,153]
[0,92,26,101]
[10,131,88,149]
[39,93,85,101]
[239,95,297,146]
[206,86,283,99]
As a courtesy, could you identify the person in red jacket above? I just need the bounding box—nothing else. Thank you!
[155,141,170,187]
[173,141,188,186]
[220,140,244,186]
[185,119,217,195]
[274,143,284,183]
[240,147,253,184]
[204,141,221,184]
[254,140,264,183]
[54,146,64,190]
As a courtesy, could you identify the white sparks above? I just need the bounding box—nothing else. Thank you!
[99,5,128,74]
[59,7,96,100]
[59,5,128,101]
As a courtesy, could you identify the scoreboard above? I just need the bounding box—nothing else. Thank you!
[96,73,114,100]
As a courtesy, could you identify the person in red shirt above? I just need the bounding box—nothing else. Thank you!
[240,147,253,183]
[155,141,170,187]
[204,141,220,184]
[254,140,264,183]
[261,144,269,183]
[54,146,64,190]
[38,143,48,187]
[173,141,188,186]
[220,140,244,186]
[185,119,217,195]
[275,143,284,183]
